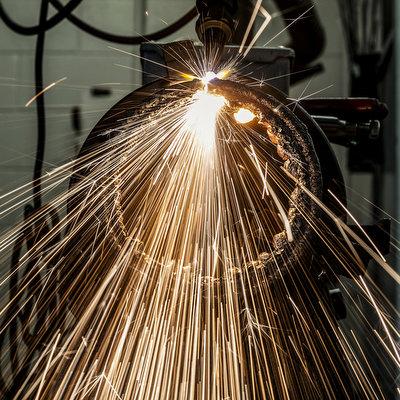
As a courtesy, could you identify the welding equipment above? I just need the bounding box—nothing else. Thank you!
[195,0,237,65]
[66,0,390,329]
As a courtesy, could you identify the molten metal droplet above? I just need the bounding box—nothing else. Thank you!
[234,108,255,124]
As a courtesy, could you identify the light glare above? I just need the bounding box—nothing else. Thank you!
[201,71,217,85]
[184,90,226,152]
[234,108,255,124]
[216,70,229,79]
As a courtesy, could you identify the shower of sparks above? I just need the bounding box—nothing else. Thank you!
[0,5,399,400]
[184,90,225,152]
[0,70,398,399]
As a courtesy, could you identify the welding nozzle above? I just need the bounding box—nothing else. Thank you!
[195,0,237,67]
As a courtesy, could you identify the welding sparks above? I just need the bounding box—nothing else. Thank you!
[1,76,399,399]
[184,90,225,152]
[1,79,399,400]
[201,71,217,85]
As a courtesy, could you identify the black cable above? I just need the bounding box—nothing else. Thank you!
[2,1,51,396]
[1,0,197,43]
[0,0,84,35]
[32,0,49,210]
[49,0,197,44]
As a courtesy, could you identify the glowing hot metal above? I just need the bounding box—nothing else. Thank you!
[234,107,255,124]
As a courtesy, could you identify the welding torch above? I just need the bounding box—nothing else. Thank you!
[195,0,326,83]
[195,0,237,68]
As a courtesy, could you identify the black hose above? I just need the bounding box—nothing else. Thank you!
[49,0,197,44]
[0,0,84,35]
[274,0,326,66]
[1,1,51,395]
[32,0,49,210]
